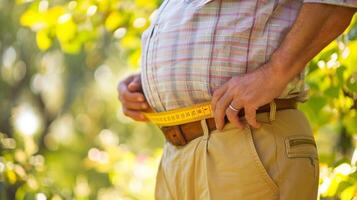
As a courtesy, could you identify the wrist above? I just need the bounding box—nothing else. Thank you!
[268,52,307,84]
[261,63,289,92]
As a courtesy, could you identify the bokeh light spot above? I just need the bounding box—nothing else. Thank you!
[36,193,47,200]
[13,105,41,136]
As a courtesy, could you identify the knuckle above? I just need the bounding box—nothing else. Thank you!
[240,99,248,106]
[216,102,224,110]
[245,113,255,120]
[246,104,256,110]
[226,110,235,117]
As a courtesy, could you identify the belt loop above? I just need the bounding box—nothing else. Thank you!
[200,119,210,139]
[269,100,276,122]
[201,119,210,152]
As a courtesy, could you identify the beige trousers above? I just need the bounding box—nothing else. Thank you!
[155,109,319,200]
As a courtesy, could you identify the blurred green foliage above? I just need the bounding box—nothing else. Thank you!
[300,19,357,198]
[0,0,356,199]
[0,0,163,199]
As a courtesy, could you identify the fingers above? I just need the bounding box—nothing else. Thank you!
[211,83,228,111]
[118,82,146,102]
[122,108,148,122]
[121,74,136,85]
[226,103,244,130]
[117,74,150,122]
[128,81,141,92]
[118,74,145,102]
[214,92,233,130]
[244,106,261,129]
[128,75,142,92]
[121,90,146,102]
[223,103,261,130]
[122,101,149,111]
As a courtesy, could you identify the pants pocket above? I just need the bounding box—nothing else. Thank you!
[245,125,280,196]
[205,124,279,200]
[285,135,319,180]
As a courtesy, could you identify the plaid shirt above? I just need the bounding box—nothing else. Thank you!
[141,0,357,112]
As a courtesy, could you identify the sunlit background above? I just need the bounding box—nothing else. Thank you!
[0,0,357,200]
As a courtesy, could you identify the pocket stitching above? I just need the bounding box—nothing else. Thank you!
[285,135,317,159]
[285,135,319,180]
[245,126,279,196]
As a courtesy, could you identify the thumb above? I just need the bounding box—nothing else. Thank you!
[128,76,142,92]
[128,82,139,91]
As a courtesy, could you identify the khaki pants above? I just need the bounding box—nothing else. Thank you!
[155,109,319,200]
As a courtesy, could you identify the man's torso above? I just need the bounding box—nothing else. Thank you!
[141,0,306,112]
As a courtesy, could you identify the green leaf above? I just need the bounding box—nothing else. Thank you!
[346,75,357,93]
[325,86,340,98]
[306,96,327,114]
[336,65,346,86]
[343,110,357,135]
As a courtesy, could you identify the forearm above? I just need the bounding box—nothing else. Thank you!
[269,3,356,85]
[212,3,356,129]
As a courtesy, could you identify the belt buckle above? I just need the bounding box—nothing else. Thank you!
[161,126,187,146]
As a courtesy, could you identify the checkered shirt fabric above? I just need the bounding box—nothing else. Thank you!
[140,0,357,112]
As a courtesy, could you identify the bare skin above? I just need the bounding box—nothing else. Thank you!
[117,73,151,121]
[212,3,356,130]
[118,3,356,129]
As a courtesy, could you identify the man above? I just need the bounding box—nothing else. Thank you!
[118,0,357,199]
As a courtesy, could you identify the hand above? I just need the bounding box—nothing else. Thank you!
[117,73,151,121]
[211,63,288,130]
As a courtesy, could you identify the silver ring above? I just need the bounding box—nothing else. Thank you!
[229,104,240,112]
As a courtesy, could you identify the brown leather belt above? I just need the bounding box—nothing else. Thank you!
[160,99,297,146]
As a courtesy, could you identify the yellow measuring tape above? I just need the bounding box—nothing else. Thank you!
[142,101,213,126]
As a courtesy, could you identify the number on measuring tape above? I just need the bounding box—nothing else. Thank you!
[143,102,213,126]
